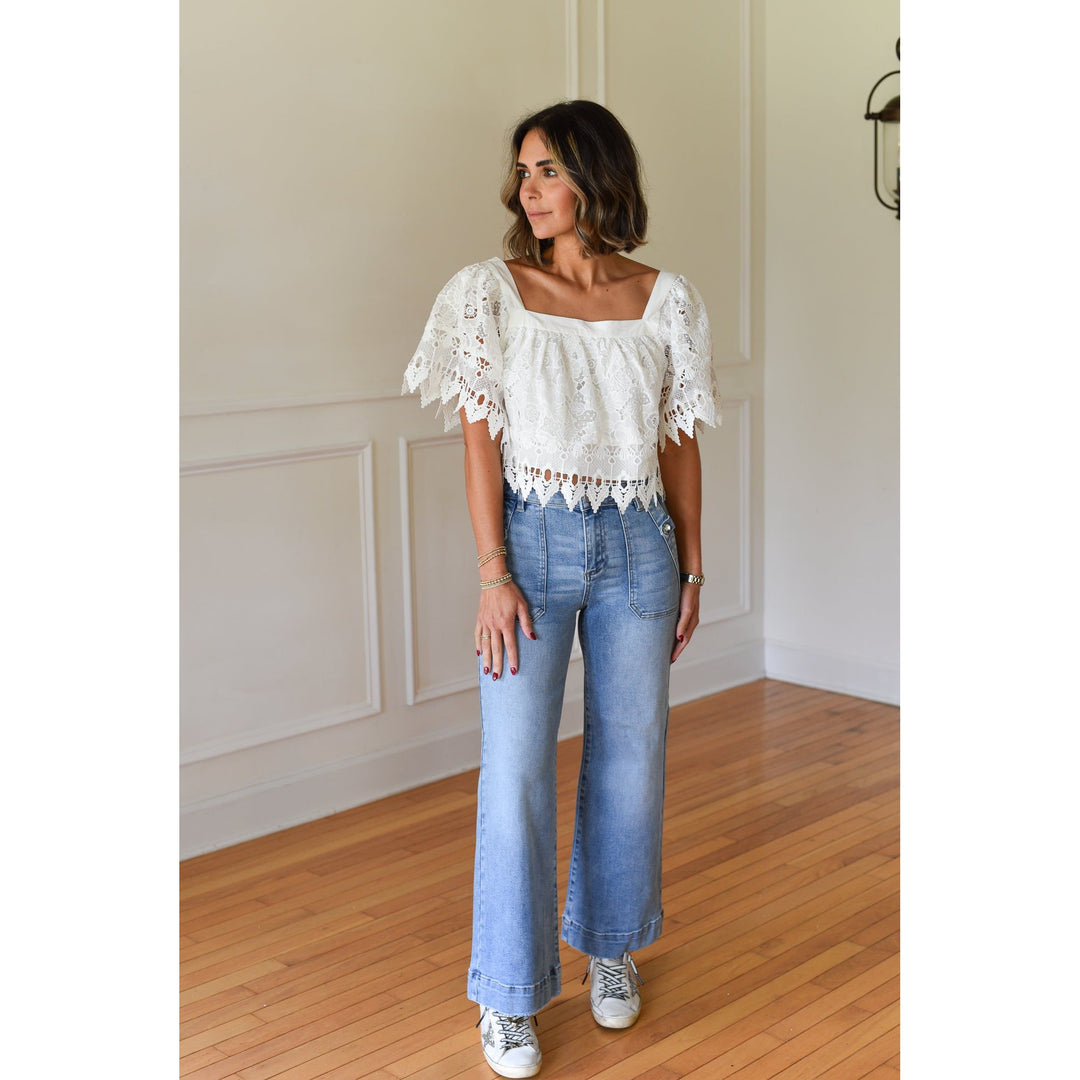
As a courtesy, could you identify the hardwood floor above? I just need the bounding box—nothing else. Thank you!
[180,679,899,1079]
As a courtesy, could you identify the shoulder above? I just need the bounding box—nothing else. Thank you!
[614,255,660,281]
[657,273,708,317]
[438,258,507,297]
[661,272,703,302]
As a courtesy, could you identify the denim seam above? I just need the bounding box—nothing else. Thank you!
[469,970,559,993]
[658,704,670,900]
[539,501,547,618]
[474,686,487,974]
[509,491,548,621]
[578,505,590,607]
[564,652,593,915]
[467,965,562,1013]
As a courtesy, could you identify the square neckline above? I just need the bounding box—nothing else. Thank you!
[491,257,675,327]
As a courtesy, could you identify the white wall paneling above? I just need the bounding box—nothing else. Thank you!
[400,435,481,705]
[699,397,752,626]
[180,442,380,766]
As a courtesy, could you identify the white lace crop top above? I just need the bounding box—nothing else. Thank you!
[403,257,721,512]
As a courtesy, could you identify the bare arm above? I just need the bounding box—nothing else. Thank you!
[461,408,535,679]
[658,432,704,663]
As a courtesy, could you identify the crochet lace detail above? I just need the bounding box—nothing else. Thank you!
[403,260,721,512]
[401,262,507,440]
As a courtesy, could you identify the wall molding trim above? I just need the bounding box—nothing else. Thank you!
[764,639,900,706]
[738,0,752,364]
[180,698,381,767]
[180,439,374,477]
[180,441,382,764]
[699,396,752,627]
[596,0,607,105]
[400,434,472,706]
[180,389,404,419]
[565,0,607,104]
[565,0,579,98]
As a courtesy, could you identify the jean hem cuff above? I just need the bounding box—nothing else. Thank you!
[560,910,664,956]
[467,966,561,1015]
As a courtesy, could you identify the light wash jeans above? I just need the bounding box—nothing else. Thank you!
[467,483,681,1015]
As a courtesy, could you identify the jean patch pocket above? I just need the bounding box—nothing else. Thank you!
[623,502,680,619]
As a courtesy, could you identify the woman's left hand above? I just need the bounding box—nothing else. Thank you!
[671,582,701,663]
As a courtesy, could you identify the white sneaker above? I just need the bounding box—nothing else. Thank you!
[584,953,643,1029]
[477,1006,541,1078]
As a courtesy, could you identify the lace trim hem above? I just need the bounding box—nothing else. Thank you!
[504,460,663,513]
[659,389,721,447]
[401,365,506,440]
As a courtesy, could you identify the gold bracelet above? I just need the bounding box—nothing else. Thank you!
[479,572,513,590]
[477,545,507,568]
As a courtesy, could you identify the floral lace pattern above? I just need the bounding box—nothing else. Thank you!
[403,259,721,512]
[401,263,507,440]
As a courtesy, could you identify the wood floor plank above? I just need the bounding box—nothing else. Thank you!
[179,1046,228,1076]
[179,679,899,1079]
[739,1004,899,1080]
[179,959,288,1008]
[860,1063,901,1080]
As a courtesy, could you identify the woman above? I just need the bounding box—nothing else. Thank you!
[403,100,720,1078]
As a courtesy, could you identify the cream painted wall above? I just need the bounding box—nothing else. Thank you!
[180,1,764,858]
[762,0,900,703]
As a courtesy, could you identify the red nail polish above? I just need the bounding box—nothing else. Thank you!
[678,634,685,641]
[529,632,536,640]
[477,650,481,656]
[510,667,517,675]
[492,672,499,681]
[483,666,489,675]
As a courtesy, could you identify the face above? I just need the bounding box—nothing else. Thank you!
[516,128,579,242]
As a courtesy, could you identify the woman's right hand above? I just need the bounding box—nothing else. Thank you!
[475,581,535,680]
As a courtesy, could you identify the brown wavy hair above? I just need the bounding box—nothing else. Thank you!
[501,100,648,265]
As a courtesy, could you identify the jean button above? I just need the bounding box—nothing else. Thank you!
[661,522,673,535]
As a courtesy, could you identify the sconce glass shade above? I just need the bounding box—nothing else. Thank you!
[865,76,900,217]
[880,95,900,202]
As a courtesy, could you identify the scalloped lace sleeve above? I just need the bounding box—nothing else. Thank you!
[402,262,506,438]
[657,277,722,447]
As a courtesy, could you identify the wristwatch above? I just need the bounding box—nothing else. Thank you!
[680,572,705,586]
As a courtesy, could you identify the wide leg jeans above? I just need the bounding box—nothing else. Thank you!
[467,484,681,1015]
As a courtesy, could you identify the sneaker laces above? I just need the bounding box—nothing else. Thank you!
[476,1009,538,1049]
[584,953,643,999]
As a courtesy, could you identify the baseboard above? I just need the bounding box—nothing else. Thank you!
[764,638,900,706]
[669,637,765,706]
[180,723,485,859]
[180,639,766,859]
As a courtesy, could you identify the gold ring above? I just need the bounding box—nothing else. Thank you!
[481,633,491,639]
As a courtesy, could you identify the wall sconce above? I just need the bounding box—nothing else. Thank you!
[865,38,900,219]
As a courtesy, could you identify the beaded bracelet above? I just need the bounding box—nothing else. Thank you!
[477,545,507,569]
[479,572,513,590]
